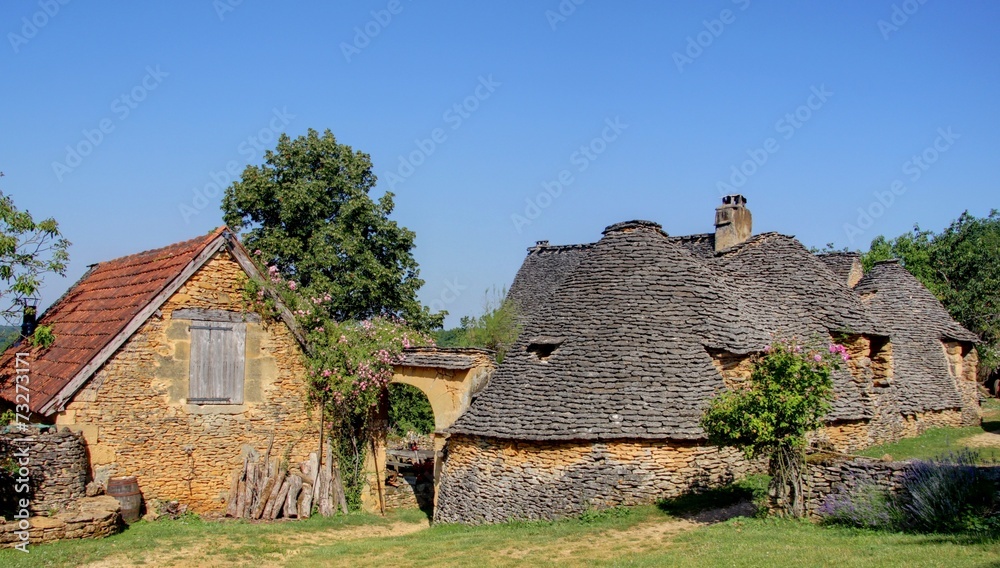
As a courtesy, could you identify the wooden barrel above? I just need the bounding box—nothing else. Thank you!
[107,476,143,523]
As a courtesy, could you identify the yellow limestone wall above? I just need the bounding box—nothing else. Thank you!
[55,250,316,514]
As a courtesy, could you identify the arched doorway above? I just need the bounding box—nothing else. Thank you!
[385,383,436,516]
[364,347,495,516]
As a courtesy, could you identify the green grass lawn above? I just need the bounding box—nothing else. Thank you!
[4,400,999,567]
[2,503,997,568]
[856,398,1000,462]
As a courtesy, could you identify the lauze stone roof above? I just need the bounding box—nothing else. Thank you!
[855,260,979,414]
[449,220,975,442]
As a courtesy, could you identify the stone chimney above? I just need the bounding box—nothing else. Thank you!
[21,298,39,338]
[714,194,752,252]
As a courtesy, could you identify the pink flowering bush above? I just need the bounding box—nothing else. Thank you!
[304,316,433,423]
[240,261,434,509]
[701,336,848,517]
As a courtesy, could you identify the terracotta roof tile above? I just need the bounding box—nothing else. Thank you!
[0,228,226,415]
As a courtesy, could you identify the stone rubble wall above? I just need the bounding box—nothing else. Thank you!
[0,496,121,548]
[711,335,978,454]
[943,341,982,427]
[384,476,434,511]
[434,435,759,524]
[1,428,88,516]
[804,458,1000,519]
[54,251,316,514]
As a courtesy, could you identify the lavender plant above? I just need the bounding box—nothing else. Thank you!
[820,450,999,534]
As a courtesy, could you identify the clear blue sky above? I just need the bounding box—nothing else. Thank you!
[4,0,998,327]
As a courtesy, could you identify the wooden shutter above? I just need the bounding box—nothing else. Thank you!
[189,321,246,404]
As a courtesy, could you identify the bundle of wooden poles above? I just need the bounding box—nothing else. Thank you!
[225,443,348,520]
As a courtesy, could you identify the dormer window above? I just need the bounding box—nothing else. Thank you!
[527,337,564,361]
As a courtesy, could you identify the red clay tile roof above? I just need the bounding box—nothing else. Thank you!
[0,228,227,416]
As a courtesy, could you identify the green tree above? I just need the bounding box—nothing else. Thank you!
[0,176,70,325]
[861,211,1000,377]
[457,287,522,363]
[387,383,434,436]
[222,129,442,331]
[701,339,846,517]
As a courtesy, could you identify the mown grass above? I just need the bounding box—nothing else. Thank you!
[856,398,1000,462]
[0,508,428,568]
[3,501,998,568]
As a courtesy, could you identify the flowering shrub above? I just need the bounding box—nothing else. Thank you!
[819,482,902,530]
[701,337,847,517]
[702,338,846,459]
[240,258,434,510]
[305,317,432,424]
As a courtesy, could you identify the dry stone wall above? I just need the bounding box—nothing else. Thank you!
[54,251,316,514]
[0,496,121,548]
[1,428,87,516]
[804,458,1000,519]
[435,435,758,524]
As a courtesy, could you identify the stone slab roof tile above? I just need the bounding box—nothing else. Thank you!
[855,260,978,414]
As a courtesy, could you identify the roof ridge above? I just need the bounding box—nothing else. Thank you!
[89,227,226,269]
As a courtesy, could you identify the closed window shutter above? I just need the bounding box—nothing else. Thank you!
[190,321,246,404]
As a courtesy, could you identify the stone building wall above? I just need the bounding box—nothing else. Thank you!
[54,250,316,514]
[943,341,981,427]
[434,435,758,524]
[1,428,87,516]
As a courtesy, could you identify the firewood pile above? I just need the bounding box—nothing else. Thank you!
[225,444,348,520]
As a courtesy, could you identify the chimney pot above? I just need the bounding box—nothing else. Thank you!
[715,195,752,252]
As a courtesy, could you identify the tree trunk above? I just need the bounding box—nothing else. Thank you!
[768,444,805,517]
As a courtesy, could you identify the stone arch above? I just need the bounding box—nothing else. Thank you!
[364,348,495,514]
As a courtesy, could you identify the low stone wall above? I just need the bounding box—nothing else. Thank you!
[384,476,434,511]
[435,435,757,524]
[1,428,88,516]
[803,457,1000,518]
[0,496,121,549]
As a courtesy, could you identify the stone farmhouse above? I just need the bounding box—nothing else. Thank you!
[0,228,316,513]
[434,195,980,523]
[0,227,490,516]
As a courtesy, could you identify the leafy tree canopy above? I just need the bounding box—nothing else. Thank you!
[222,129,442,331]
[0,175,70,324]
[861,210,1000,376]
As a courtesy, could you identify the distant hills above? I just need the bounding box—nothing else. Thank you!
[0,326,20,350]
